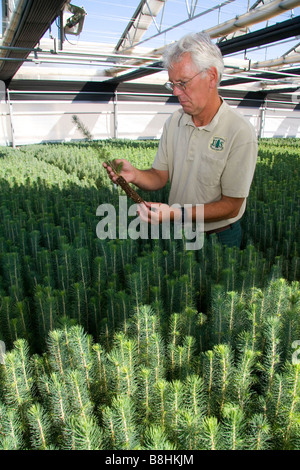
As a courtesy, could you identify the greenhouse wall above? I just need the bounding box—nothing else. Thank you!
[260,107,300,138]
[0,89,300,146]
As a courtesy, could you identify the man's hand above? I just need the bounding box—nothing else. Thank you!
[137,202,182,225]
[103,159,136,184]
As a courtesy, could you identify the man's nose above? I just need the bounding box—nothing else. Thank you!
[172,84,184,96]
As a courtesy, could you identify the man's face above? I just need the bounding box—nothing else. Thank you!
[168,53,215,119]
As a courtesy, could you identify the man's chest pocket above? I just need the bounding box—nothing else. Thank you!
[196,153,227,187]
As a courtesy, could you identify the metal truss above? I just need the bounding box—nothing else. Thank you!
[114,0,167,52]
[114,0,236,53]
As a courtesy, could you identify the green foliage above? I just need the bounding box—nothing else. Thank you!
[0,278,299,450]
[0,138,299,450]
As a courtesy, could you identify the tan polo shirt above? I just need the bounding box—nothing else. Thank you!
[152,99,258,232]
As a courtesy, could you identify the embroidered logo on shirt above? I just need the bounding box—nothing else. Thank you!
[210,136,225,151]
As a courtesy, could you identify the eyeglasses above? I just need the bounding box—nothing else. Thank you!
[164,71,203,92]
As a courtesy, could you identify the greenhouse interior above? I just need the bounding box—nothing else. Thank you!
[0,0,299,453]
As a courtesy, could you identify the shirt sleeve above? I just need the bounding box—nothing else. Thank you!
[221,132,258,198]
[152,117,171,171]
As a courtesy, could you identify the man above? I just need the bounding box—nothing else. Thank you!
[104,32,258,248]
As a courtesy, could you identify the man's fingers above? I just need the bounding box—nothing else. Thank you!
[137,202,161,225]
[103,162,118,182]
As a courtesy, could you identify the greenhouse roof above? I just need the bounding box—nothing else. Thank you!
[0,0,299,105]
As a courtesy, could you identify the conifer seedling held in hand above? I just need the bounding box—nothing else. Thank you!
[72,115,145,204]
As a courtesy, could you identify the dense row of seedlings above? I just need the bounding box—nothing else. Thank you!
[0,138,299,449]
[0,277,299,450]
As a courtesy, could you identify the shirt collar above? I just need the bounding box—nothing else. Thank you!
[178,97,226,132]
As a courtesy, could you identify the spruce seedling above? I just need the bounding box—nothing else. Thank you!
[199,416,221,450]
[64,414,103,450]
[27,403,52,450]
[0,402,23,450]
[142,425,177,450]
[72,115,145,204]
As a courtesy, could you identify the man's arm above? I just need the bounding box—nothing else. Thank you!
[137,195,245,225]
[132,167,169,191]
[192,195,245,223]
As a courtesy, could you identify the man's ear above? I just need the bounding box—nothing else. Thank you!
[207,66,219,88]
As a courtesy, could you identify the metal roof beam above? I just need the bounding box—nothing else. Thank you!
[107,0,300,80]
[208,0,300,38]
[114,0,166,53]
[217,15,300,55]
[118,0,236,53]
[0,0,67,84]
[105,15,300,84]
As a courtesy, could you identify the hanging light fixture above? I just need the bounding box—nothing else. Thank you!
[63,3,87,36]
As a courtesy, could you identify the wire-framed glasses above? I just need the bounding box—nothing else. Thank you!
[164,71,203,92]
